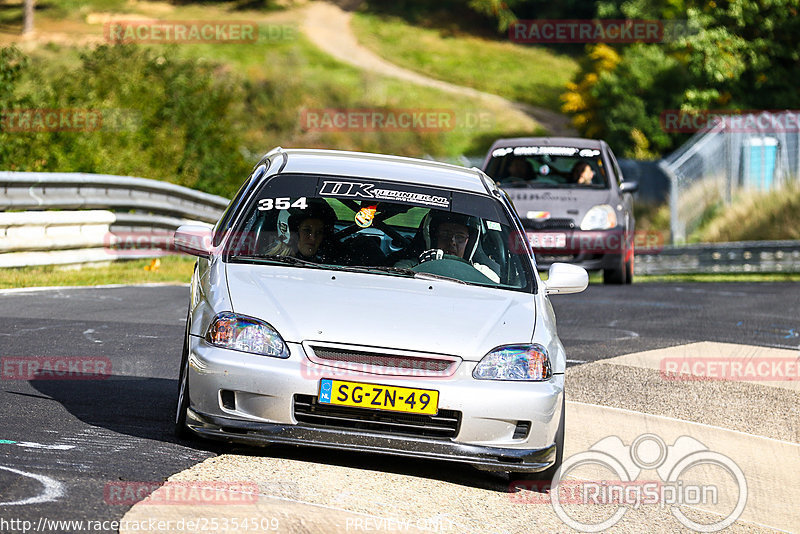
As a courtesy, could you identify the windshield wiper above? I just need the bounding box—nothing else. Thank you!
[412,272,468,285]
[344,265,417,276]
[230,254,321,267]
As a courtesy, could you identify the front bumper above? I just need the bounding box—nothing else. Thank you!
[185,336,563,472]
[186,409,556,472]
[526,228,628,270]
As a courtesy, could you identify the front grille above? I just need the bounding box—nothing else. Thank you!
[307,345,458,377]
[524,218,575,230]
[293,394,461,439]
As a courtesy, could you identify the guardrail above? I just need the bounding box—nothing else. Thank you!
[635,240,800,275]
[0,171,228,223]
[0,172,228,268]
[2,172,799,274]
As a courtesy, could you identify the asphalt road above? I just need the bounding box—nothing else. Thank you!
[0,282,797,532]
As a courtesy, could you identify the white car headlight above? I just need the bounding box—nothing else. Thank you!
[473,344,552,381]
[580,204,617,230]
[206,312,289,358]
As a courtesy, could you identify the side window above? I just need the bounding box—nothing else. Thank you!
[213,162,268,246]
[607,149,624,187]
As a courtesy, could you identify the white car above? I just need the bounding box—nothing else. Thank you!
[173,148,587,479]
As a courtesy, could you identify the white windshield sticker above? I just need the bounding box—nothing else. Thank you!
[492,146,600,157]
[318,180,450,208]
[486,221,501,231]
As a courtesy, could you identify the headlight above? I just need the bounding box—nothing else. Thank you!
[580,204,617,230]
[205,312,289,358]
[473,344,552,381]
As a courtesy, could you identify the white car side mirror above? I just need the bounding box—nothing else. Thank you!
[173,224,214,258]
[544,263,588,295]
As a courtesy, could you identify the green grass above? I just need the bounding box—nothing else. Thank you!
[351,12,579,111]
[3,255,797,290]
[540,268,800,284]
[0,255,196,289]
[635,272,800,283]
[166,30,537,158]
[695,186,800,243]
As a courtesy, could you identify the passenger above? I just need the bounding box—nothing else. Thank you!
[265,202,336,262]
[571,161,595,185]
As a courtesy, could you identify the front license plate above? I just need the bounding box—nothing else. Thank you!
[318,378,439,415]
[527,232,567,249]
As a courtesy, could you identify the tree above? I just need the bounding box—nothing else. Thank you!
[560,0,800,158]
[23,0,34,34]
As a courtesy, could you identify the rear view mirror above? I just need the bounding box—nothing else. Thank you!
[620,181,639,193]
[544,263,588,295]
[173,225,214,258]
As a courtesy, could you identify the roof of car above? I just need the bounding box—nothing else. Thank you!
[488,137,605,150]
[270,148,491,195]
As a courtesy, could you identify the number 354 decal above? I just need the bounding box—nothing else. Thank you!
[257,197,308,211]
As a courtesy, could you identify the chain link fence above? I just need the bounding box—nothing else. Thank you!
[659,111,800,243]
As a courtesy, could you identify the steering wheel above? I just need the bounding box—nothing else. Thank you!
[418,249,472,265]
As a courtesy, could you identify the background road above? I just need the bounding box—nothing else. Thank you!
[0,283,797,531]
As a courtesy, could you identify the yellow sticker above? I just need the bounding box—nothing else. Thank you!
[355,205,378,228]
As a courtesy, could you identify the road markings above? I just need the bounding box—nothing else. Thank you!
[82,328,103,344]
[0,439,76,450]
[0,465,64,506]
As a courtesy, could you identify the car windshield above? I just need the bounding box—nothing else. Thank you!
[484,146,609,189]
[224,173,535,292]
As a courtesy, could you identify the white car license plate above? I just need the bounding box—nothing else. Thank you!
[527,232,567,249]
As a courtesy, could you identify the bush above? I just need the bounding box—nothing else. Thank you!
[1,45,252,197]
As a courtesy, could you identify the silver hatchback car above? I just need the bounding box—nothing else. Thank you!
[173,148,587,479]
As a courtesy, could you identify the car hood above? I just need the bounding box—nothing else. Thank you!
[505,188,613,223]
[225,264,536,361]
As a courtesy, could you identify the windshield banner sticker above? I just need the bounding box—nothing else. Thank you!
[318,180,450,209]
[492,146,600,158]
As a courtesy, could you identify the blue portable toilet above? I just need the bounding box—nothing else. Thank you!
[741,137,779,191]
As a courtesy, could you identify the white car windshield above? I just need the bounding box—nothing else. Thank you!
[485,147,609,189]
[224,173,535,292]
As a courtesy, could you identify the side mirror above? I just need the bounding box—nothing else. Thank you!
[619,181,639,193]
[173,224,214,258]
[545,263,588,295]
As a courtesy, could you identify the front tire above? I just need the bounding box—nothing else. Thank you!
[174,324,192,439]
[603,256,627,285]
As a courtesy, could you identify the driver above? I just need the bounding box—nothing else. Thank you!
[397,212,500,283]
[505,158,533,182]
